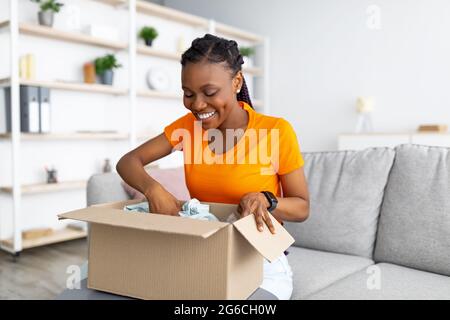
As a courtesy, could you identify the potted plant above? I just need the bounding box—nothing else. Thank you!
[94,54,122,86]
[30,0,64,27]
[239,46,256,67]
[139,26,158,47]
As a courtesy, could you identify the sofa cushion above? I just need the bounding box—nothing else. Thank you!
[374,144,450,276]
[87,172,130,206]
[287,247,373,299]
[307,263,450,300]
[284,147,395,258]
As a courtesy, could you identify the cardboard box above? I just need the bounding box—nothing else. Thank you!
[58,199,294,300]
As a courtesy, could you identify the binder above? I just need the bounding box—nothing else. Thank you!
[4,86,51,133]
[20,85,40,133]
[39,87,51,133]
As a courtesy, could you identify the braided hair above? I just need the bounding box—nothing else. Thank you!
[181,34,253,109]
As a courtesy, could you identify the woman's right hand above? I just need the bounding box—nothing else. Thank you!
[144,183,184,216]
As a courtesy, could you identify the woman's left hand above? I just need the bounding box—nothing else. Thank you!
[238,192,276,234]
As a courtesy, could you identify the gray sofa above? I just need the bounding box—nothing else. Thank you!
[86,144,450,300]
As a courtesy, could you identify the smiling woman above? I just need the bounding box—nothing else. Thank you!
[116,33,310,300]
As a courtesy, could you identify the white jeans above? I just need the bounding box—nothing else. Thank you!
[260,253,293,300]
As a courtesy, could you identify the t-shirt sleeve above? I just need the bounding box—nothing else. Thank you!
[273,118,305,175]
[163,113,192,149]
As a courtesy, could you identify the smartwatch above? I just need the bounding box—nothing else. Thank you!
[261,191,278,212]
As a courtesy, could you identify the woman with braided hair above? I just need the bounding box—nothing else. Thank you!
[117,34,309,300]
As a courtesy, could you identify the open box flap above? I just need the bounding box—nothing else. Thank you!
[232,213,295,262]
[58,206,229,239]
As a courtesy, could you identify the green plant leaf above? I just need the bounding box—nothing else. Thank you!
[138,26,159,41]
[94,54,122,75]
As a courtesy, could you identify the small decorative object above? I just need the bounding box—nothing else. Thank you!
[19,54,36,80]
[22,228,53,240]
[177,35,187,54]
[146,68,170,91]
[355,96,374,133]
[94,54,122,86]
[239,46,256,67]
[84,24,119,42]
[103,158,112,173]
[30,0,64,27]
[19,56,27,79]
[25,54,36,80]
[139,26,158,47]
[417,124,448,133]
[83,62,96,84]
[45,165,58,183]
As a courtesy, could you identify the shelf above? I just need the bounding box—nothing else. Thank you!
[138,89,181,99]
[136,0,209,28]
[137,45,180,60]
[0,132,129,141]
[243,66,264,76]
[0,180,87,195]
[0,20,127,49]
[0,78,128,95]
[93,0,127,6]
[1,227,87,251]
[253,100,263,108]
[215,22,264,43]
[18,22,127,50]
[137,132,159,140]
[0,20,9,29]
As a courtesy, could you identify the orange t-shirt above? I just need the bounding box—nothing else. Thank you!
[163,101,304,204]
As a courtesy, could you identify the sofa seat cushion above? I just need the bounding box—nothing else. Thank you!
[307,263,450,300]
[287,247,373,299]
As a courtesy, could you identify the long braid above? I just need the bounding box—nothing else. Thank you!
[237,77,253,108]
[181,34,254,109]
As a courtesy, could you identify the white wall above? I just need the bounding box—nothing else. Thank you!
[166,0,450,152]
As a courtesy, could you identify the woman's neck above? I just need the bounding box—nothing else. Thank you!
[218,101,249,132]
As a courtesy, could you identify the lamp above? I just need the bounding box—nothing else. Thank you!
[355,96,374,133]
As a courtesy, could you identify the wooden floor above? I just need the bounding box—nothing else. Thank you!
[0,239,88,299]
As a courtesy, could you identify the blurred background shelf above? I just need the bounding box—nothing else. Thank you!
[0,132,130,141]
[0,228,87,251]
[137,89,181,99]
[93,0,127,6]
[136,0,209,28]
[215,22,263,43]
[137,45,180,60]
[0,77,128,95]
[243,66,264,76]
[0,180,87,195]
[0,20,128,50]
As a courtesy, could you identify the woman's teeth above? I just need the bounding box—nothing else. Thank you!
[197,111,216,120]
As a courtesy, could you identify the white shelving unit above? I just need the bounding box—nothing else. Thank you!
[0,0,269,254]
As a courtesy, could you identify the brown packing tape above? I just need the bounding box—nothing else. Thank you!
[232,213,295,262]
